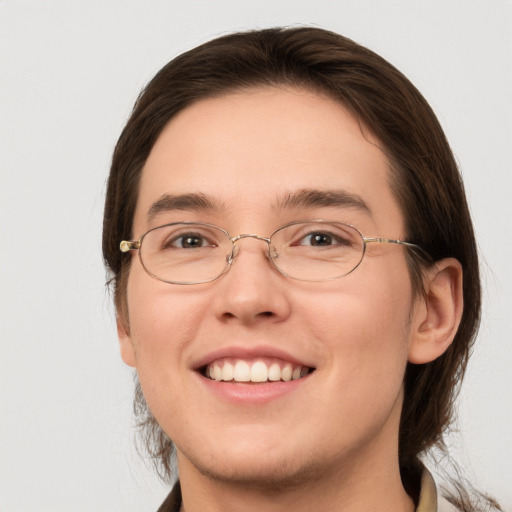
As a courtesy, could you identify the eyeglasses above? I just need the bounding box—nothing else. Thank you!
[120,220,425,285]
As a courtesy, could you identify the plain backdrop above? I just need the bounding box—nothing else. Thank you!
[1,1,511,510]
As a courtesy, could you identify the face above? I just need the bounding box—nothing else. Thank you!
[120,87,420,486]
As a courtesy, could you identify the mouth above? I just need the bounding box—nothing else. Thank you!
[200,357,315,384]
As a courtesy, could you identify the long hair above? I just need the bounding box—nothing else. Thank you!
[103,27,495,510]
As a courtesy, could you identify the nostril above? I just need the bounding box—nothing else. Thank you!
[259,311,274,317]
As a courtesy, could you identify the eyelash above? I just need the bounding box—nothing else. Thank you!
[163,232,217,249]
[294,231,353,247]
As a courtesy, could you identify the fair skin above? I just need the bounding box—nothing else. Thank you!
[118,86,463,512]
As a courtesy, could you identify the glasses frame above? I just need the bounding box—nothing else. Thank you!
[119,220,428,285]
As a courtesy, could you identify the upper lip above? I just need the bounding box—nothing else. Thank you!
[192,345,315,371]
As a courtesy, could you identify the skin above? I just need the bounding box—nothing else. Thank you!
[118,86,463,512]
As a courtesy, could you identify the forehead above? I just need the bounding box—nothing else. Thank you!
[134,86,404,235]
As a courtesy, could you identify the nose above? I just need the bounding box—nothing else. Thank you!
[212,235,292,325]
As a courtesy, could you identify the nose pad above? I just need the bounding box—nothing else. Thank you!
[226,245,239,266]
[222,236,280,281]
[213,237,292,324]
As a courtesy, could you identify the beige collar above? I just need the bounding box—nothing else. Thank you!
[417,468,438,512]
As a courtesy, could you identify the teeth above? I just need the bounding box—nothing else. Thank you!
[233,360,251,382]
[292,366,302,380]
[205,359,311,383]
[281,364,292,382]
[268,363,281,381]
[250,361,268,382]
[222,362,234,381]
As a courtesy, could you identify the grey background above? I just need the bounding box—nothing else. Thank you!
[1,1,511,510]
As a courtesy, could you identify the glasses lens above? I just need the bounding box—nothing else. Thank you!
[139,223,231,284]
[270,221,364,281]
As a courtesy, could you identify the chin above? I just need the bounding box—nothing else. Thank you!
[177,437,329,491]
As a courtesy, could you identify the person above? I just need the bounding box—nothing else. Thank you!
[102,27,501,512]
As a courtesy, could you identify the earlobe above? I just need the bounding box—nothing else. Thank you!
[117,316,137,368]
[408,258,464,364]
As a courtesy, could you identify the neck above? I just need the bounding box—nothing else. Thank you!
[177,439,415,512]
[176,389,415,512]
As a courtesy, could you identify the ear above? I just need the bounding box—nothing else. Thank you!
[408,258,463,364]
[117,315,137,368]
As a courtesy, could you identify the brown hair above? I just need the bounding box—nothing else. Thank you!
[103,27,492,509]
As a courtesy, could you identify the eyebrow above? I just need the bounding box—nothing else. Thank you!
[146,188,371,223]
[146,193,224,222]
[273,188,372,215]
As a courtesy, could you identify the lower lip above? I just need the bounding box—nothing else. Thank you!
[197,373,311,405]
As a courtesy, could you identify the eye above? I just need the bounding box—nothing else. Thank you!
[297,231,352,247]
[165,232,216,249]
[302,232,333,246]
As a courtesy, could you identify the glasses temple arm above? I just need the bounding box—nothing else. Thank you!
[363,237,433,261]
[120,240,140,252]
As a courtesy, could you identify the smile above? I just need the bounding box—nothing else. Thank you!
[203,357,314,383]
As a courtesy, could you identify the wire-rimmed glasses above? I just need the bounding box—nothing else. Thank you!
[120,220,425,285]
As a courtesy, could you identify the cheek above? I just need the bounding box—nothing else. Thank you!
[125,275,212,424]
[125,267,209,380]
[303,266,413,391]
[128,290,203,360]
